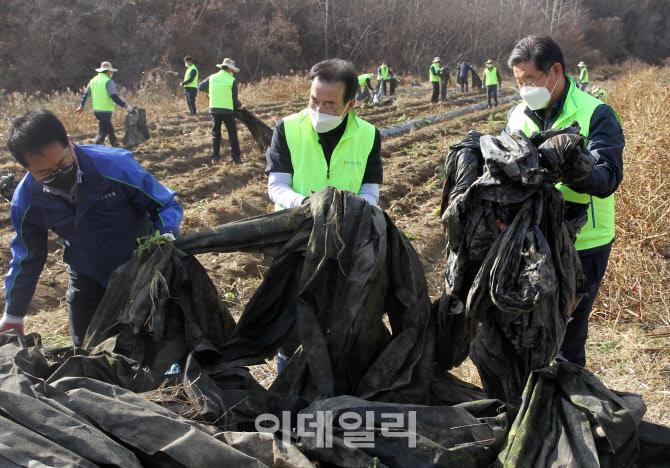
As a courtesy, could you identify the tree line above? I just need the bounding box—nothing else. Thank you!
[0,0,668,93]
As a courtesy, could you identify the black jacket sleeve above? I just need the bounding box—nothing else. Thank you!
[362,129,383,184]
[197,77,209,92]
[265,120,293,174]
[566,105,624,198]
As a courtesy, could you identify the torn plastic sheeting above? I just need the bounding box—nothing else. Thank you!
[436,128,590,406]
[0,175,668,466]
[235,108,273,154]
[494,363,646,468]
[380,95,520,137]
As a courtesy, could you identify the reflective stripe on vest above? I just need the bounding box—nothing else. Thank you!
[358,74,371,87]
[209,70,234,109]
[380,66,389,80]
[282,108,375,207]
[89,73,115,112]
[580,67,589,83]
[184,65,198,88]
[507,76,616,250]
[430,64,440,82]
[484,67,499,86]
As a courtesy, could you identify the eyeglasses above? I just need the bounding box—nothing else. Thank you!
[513,69,551,91]
[36,148,77,184]
[308,100,347,116]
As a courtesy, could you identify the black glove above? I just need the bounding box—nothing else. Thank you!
[539,133,596,185]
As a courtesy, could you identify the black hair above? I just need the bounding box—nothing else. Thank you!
[5,109,69,167]
[183,55,193,63]
[309,59,358,103]
[507,34,565,73]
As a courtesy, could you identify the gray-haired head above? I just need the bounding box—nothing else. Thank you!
[507,35,565,73]
[309,59,358,102]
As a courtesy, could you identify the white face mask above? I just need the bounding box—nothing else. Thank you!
[519,69,558,110]
[308,107,348,133]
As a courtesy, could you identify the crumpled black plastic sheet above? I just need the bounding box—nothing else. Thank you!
[494,363,647,468]
[235,108,273,154]
[436,127,594,406]
[1,186,668,467]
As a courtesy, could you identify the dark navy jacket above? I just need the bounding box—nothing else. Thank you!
[4,144,183,318]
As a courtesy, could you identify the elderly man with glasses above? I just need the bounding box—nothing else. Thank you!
[265,58,382,212]
[0,109,183,346]
[265,58,383,373]
[503,34,625,368]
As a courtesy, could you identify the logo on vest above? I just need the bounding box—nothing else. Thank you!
[343,161,362,166]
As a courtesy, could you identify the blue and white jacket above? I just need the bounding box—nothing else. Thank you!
[4,144,183,318]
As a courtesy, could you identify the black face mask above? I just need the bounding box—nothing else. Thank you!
[38,159,79,192]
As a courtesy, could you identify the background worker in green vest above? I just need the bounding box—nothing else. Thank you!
[429,57,441,103]
[377,61,393,96]
[577,61,589,91]
[197,58,244,165]
[180,55,199,116]
[504,34,624,367]
[591,85,608,100]
[356,72,375,102]
[265,58,383,372]
[482,59,502,108]
[75,62,134,147]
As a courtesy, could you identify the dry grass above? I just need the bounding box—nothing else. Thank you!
[581,65,670,425]
[596,66,670,328]
[238,74,309,104]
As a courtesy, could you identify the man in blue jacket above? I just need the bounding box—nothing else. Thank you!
[0,109,183,346]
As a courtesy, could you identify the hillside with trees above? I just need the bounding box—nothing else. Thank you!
[1,0,668,93]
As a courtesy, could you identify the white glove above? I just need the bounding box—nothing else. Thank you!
[0,314,25,335]
[161,232,176,241]
[125,104,134,113]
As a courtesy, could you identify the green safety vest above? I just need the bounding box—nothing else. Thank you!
[379,65,389,80]
[594,88,608,99]
[184,64,198,88]
[89,73,115,112]
[484,66,499,86]
[579,67,589,83]
[209,69,235,109]
[507,76,619,251]
[358,74,371,87]
[280,108,375,209]
[430,64,440,82]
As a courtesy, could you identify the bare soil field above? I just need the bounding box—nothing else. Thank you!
[0,72,668,426]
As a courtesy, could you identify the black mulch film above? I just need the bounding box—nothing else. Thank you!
[1,127,668,467]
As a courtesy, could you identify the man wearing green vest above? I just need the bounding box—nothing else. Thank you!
[482,59,502,109]
[180,56,199,116]
[265,59,383,372]
[429,57,441,103]
[377,61,393,96]
[75,62,135,147]
[356,72,375,103]
[577,61,589,91]
[197,58,243,165]
[590,85,608,100]
[504,35,624,367]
